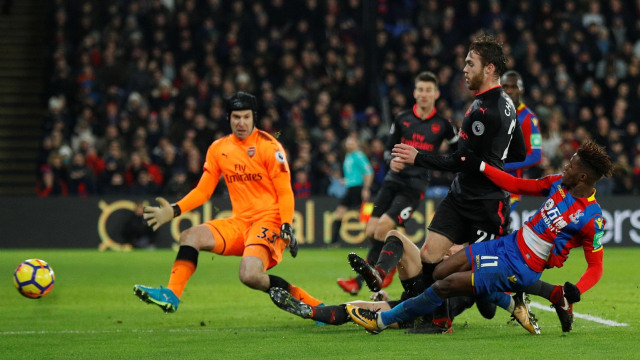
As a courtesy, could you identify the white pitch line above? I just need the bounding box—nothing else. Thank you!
[0,328,220,336]
[0,305,630,336]
[529,301,629,327]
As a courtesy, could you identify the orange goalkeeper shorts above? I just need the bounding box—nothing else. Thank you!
[204,216,286,270]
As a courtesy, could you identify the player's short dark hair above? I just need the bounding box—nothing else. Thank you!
[469,34,507,77]
[577,140,613,180]
[415,71,438,88]
[501,70,524,91]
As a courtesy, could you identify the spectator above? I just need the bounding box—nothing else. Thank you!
[67,152,96,196]
[124,151,163,188]
[293,169,312,199]
[122,202,157,249]
[130,168,160,195]
[631,154,640,195]
[163,168,191,198]
[36,165,67,197]
[42,0,640,196]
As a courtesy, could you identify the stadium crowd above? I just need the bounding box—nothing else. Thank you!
[37,0,640,197]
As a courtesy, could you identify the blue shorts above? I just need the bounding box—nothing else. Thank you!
[465,232,541,296]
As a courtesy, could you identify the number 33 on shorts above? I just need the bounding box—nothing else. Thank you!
[257,227,278,244]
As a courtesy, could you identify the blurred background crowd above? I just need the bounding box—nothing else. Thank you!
[38,0,640,198]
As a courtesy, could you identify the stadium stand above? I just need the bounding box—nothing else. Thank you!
[35,0,640,197]
[0,0,46,194]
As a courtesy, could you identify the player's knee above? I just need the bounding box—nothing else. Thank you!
[238,269,261,289]
[179,228,199,248]
[374,224,394,241]
[432,279,453,297]
[420,247,439,263]
[385,229,403,241]
[432,263,447,281]
[364,222,376,238]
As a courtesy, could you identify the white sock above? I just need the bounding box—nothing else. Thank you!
[507,297,515,314]
[377,313,388,329]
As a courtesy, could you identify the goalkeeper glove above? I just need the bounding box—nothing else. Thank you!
[143,197,179,231]
[280,223,298,258]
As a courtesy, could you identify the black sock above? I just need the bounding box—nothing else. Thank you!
[176,245,199,266]
[475,300,497,320]
[432,299,450,320]
[421,260,442,288]
[449,296,475,321]
[365,237,384,264]
[400,273,427,299]
[266,275,290,293]
[524,280,555,301]
[354,237,384,287]
[312,304,350,325]
[331,219,342,243]
[375,235,404,278]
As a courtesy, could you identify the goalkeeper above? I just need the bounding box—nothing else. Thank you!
[134,91,322,313]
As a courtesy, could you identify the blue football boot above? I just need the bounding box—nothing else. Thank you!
[133,284,180,313]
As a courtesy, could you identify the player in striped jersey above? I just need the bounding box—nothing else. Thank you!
[501,70,542,212]
[502,71,589,332]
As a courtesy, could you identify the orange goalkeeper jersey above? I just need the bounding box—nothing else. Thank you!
[176,129,294,224]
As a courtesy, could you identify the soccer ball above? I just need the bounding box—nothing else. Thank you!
[13,259,55,299]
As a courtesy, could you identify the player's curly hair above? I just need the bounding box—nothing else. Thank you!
[577,140,613,180]
[469,33,507,77]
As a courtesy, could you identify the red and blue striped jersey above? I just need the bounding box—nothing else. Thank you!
[482,165,605,293]
[505,103,542,204]
[504,103,542,175]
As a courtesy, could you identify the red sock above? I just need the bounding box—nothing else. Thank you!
[549,285,563,304]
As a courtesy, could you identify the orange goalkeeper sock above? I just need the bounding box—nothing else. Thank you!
[288,284,323,306]
[167,260,196,299]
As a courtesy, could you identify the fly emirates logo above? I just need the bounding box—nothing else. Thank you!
[225,164,263,184]
[401,134,434,151]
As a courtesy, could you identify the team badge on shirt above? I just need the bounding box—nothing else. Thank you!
[569,209,584,224]
[471,121,485,136]
[275,150,286,163]
[247,146,256,158]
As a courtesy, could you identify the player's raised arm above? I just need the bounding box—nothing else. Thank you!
[459,150,554,197]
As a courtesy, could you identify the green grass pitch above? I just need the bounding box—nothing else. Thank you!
[1,247,638,359]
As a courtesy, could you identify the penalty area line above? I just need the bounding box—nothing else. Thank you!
[529,301,629,327]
